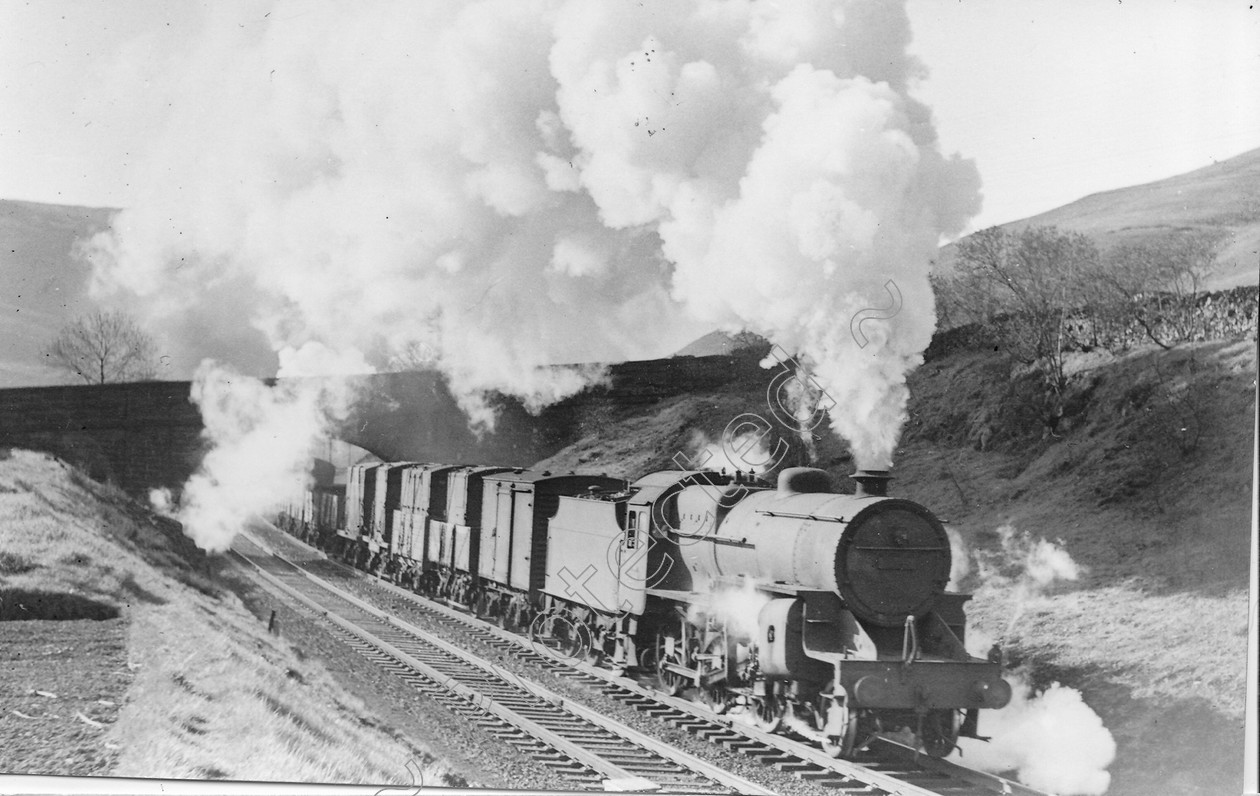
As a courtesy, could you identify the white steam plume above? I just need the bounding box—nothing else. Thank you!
[684,428,773,477]
[148,487,175,516]
[175,349,366,552]
[84,0,977,464]
[974,523,1083,640]
[685,580,771,643]
[953,528,1113,795]
[955,657,1116,795]
[944,524,971,590]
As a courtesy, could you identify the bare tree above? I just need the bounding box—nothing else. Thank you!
[1096,232,1223,347]
[952,225,1101,405]
[45,311,158,384]
[931,269,1002,329]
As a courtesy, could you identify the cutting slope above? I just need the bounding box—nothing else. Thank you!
[0,447,456,784]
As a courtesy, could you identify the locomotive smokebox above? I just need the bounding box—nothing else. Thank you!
[850,469,892,497]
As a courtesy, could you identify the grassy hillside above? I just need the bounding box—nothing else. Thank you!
[938,147,1260,291]
[0,200,116,388]
[0,448,455,784]
[898,339,1252,796]
[536,336,1256,796]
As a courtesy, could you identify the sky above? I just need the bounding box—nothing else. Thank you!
[1,0,1257,231]
[0,0,1257,443]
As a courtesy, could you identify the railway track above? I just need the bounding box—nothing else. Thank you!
[232,534,773,794]
[242,523,1055,796]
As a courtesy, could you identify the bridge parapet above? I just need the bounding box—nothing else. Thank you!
[0,380,204,494]
[0,352,760,499]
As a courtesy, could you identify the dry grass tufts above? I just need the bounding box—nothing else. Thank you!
[1,449,458,786]
[0,550,36,574]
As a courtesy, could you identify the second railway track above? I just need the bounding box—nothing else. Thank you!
[238,522,1054,796]
[232,533,775,794]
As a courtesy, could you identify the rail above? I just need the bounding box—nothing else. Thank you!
[247,519,1057,796]
[233,534,775,795]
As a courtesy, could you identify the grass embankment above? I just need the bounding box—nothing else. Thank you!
[0,448,450,784]
[894,340,1251,702]
[536,337,1256,796]
[894,340,1253,796]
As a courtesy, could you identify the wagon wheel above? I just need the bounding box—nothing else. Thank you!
[529,612,591,660]
[635,639,658,677]
[566,618,594,661]
[491,598,514,630]
[515,604,537,635]
[751,682,786,733]
[583,622,608,666]
[654,635,687,697]
[478,592,496,619]
[501,599,529,633]
[920,709,961,758]
[527,613,556,653]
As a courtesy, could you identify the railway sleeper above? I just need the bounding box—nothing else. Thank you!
[693,727,736,740]
[771,760,819,773]
[652,779,728,791]
[715,738,765,750]
[517,711,582,724]
[485,727,525,739]
[742,749,796,762]
[599,750,674,762]
[577,738,652,748]
[812,782,881,795]
[795,770,849,781]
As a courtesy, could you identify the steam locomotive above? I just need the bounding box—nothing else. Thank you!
[278,461,1011,758]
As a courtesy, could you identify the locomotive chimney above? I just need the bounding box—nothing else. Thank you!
[850,469,892,497]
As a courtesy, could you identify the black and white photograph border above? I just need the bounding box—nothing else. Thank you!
[0,2,1257,796]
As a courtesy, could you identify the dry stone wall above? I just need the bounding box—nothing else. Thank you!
[927,285,1258,361]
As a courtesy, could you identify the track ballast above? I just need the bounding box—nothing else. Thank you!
[240,522,1055,796]
[233,533,774,794]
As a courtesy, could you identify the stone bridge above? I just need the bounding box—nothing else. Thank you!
[0,353,761,498]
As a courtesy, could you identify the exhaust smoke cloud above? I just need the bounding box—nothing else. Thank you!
[974,523,1084,639]
[176,358,362,552]
[952,525,1114,795]
[685,580,771,644]
[82,0,978,547]
[684,428,777,478]
[954,626,1116,796]
[956,648,1117,796]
